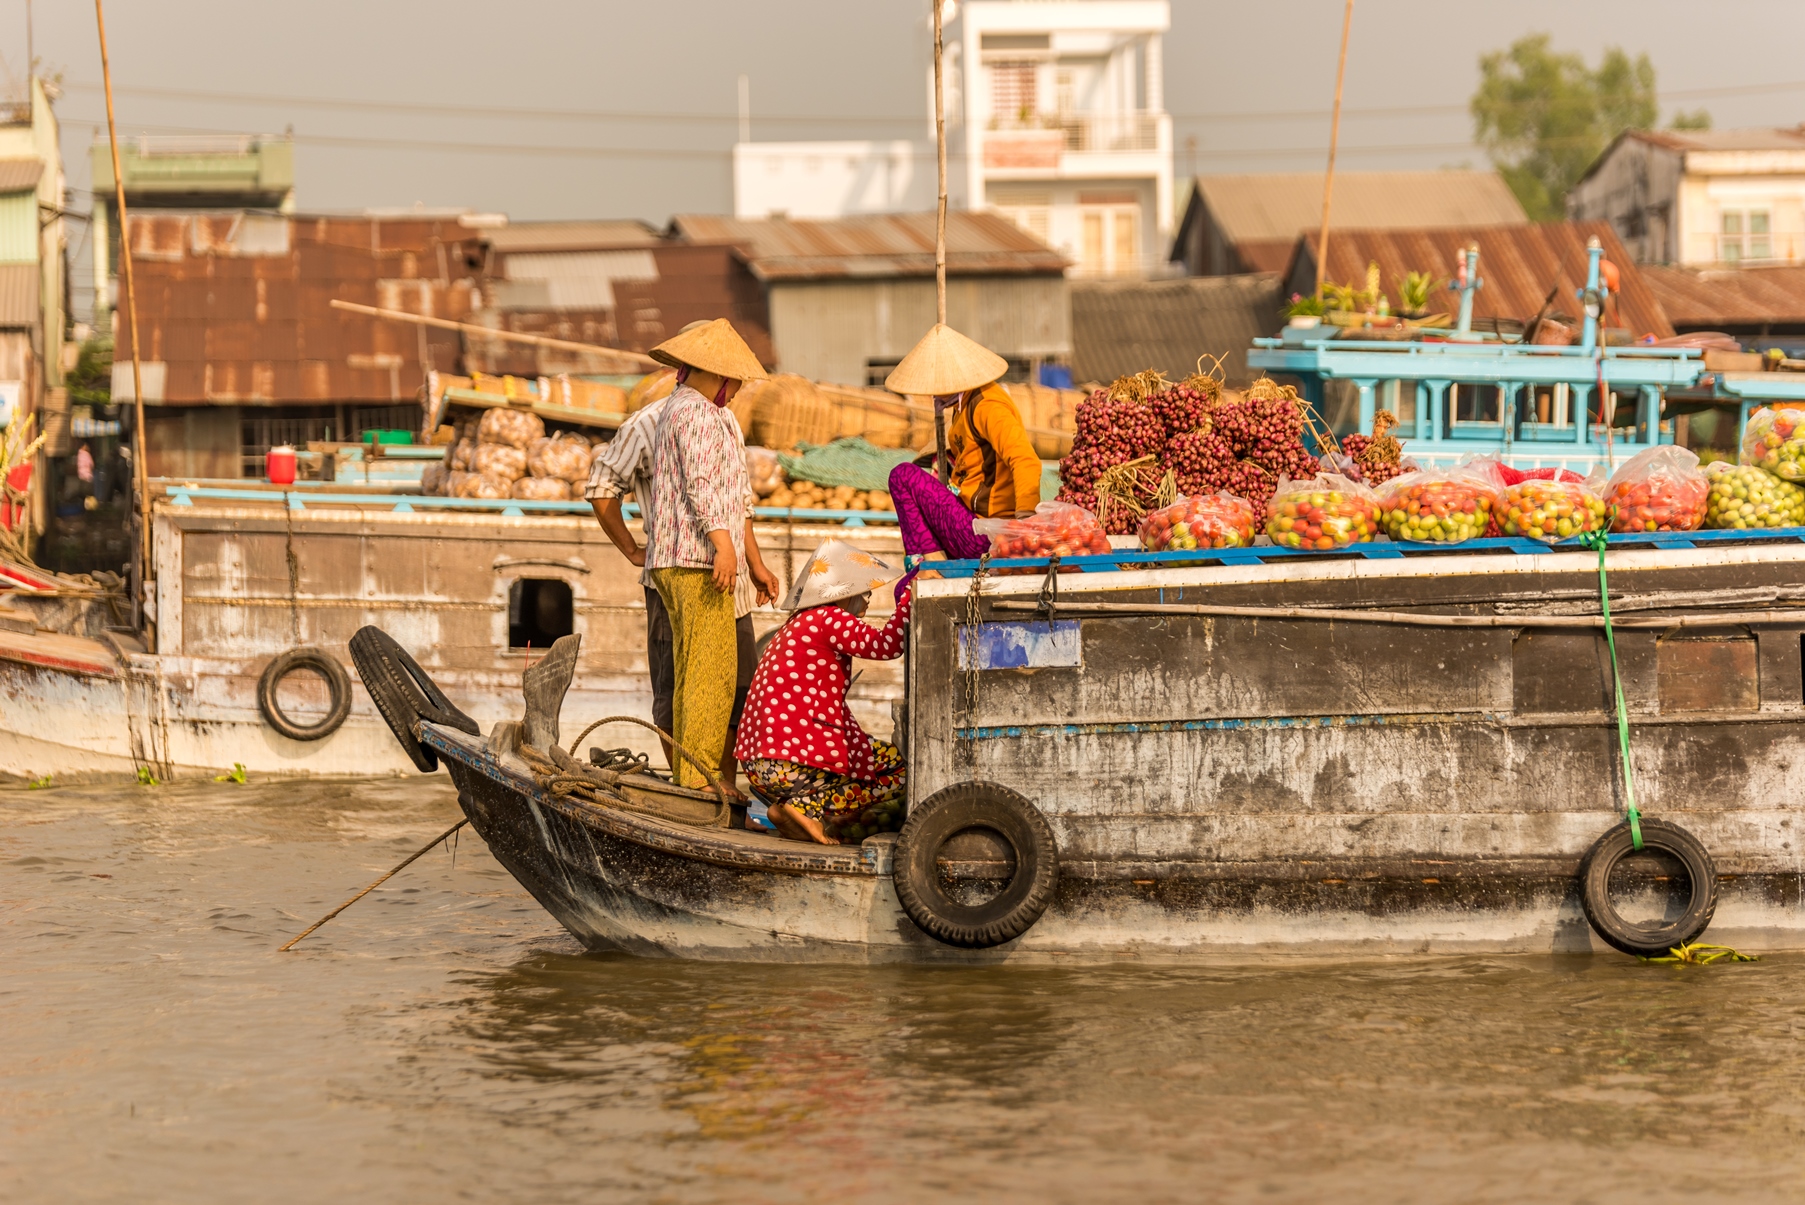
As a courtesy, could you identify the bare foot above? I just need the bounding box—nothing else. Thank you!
[768,803,840,845]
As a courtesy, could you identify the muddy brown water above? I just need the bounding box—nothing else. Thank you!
[5,778,1805,1204]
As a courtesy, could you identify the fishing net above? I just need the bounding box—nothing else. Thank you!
[777,437,916,492]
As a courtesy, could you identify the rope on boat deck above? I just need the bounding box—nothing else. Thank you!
[518,715,734,829]
[1581,528,1643,851]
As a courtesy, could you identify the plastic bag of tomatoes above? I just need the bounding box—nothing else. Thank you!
[1138,493,1257,551]
[1741,406,1805,482]
[1499,479,1608,542]
[1603,445,1708,533]
[975,500,1113,573]
[1376,461,1503,544]
[1264,473,1381,550]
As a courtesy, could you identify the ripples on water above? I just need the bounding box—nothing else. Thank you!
[4,778,1805,1204]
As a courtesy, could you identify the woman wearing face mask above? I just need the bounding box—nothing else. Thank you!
[735,539,915,845]
[883,323,1043,562]
[644,319,781,792]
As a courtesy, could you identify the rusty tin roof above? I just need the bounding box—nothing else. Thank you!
[1640,264,1805,329]
[116,212,484,405]
[670,211,1068,282]
[1287,221,1673,338]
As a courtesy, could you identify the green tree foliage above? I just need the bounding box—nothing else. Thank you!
[66,336,112,409]
[1670,109,1712,131]
[1471,35,1656,221]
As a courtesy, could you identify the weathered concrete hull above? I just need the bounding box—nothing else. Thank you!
[0,496,905,781]
[426,725,1805,961]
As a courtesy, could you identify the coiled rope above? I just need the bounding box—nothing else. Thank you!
[518,715,734,829]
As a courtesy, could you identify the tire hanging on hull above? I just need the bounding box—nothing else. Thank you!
[348,626,481,772]
[893,781,1059,948]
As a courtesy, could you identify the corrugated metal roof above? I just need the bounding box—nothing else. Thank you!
[484,220,662,253]
[1070,273,1282,386]
[1640,264,1805,328]
[499,249,659,310]
[1195,172,1527,247]
[1289,221,1673,338]
[117,213,482,404]
[0,261,38,327]
[670,211,1068,281]
[1628,126,1805,153]
[0,158,42,193]
[465,242,774,376]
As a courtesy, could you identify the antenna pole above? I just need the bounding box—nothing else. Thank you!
[96,0,154,649]
[1314,0,1354,293]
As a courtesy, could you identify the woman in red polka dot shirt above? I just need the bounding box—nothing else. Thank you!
[735,539,915,845]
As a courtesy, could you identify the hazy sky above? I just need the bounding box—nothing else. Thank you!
[13,0,1805,239]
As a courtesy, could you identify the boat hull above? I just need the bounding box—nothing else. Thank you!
[425,725,1805,962]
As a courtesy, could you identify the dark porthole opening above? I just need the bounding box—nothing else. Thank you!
[509,578,574,650]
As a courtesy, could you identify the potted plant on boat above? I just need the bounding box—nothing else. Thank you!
[1395,269,1451,327]
[1283,292,1325,329]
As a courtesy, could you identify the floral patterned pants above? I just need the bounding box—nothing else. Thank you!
[746,740,907,837]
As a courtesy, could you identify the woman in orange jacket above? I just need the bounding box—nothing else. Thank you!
[883,324,1043,559]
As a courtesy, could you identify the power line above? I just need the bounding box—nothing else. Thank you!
[57,75,1805,128]
[71,114,1496,163]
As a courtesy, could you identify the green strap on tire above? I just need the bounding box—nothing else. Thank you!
[1580,527,1644,850]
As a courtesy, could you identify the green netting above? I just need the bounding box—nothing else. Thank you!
[777,438,915,492]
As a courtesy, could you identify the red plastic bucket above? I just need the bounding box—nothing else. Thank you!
[266,445,297,485]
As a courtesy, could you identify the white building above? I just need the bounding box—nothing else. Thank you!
[733,0,1172,279]
[1569,127,1805,266]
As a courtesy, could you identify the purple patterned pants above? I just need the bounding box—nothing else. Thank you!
[889,463,989,559]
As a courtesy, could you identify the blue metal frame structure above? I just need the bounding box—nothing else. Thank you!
[928,524,1805,578]
[1248,242,1708,473]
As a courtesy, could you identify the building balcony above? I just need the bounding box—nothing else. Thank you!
[982,112,1169,175]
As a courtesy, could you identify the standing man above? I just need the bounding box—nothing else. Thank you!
[594,319,778,792]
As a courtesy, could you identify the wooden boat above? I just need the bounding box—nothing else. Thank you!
[0,482,902,781]
[395,523,1805,963]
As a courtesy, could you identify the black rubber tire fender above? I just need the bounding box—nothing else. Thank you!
[348,626,479,772]
[1579,818,1718,957]
[893,781,1059,949]
[257,648,353,742]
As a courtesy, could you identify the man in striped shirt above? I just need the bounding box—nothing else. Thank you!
[587,382,776,785]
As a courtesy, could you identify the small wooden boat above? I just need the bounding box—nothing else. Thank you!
[367,524,1805,963]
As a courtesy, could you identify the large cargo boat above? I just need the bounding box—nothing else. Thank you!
[410,525,1805,962]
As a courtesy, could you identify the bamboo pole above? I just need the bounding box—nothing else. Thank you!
[1313,0,1354,293]
[328,299,658,367]
[932,0,951,486]
[95,0,154,650]
[278,819,468,952]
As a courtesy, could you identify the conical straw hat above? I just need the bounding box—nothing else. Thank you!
[649,318,768,381]
[780,539,902,611]
[884,324,1008,396]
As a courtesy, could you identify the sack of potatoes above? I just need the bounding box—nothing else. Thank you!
[760,478,896,513]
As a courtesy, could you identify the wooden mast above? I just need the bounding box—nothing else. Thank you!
[1314,0,1354,293]
[932,0,951,485]
[96,0,154,649]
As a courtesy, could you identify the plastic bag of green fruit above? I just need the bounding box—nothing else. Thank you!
[1265,472,1381,550]
[1376,460,1505,544]
[1741,406,1805,482]
[1499,479,1608,542]
[1703,461,1805,529]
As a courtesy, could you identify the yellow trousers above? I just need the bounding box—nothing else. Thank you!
[650,567,737,789]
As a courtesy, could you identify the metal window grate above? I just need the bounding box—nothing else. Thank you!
[241,415,334,478]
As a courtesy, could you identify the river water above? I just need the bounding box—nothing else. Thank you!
[5,778,1805,1204]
